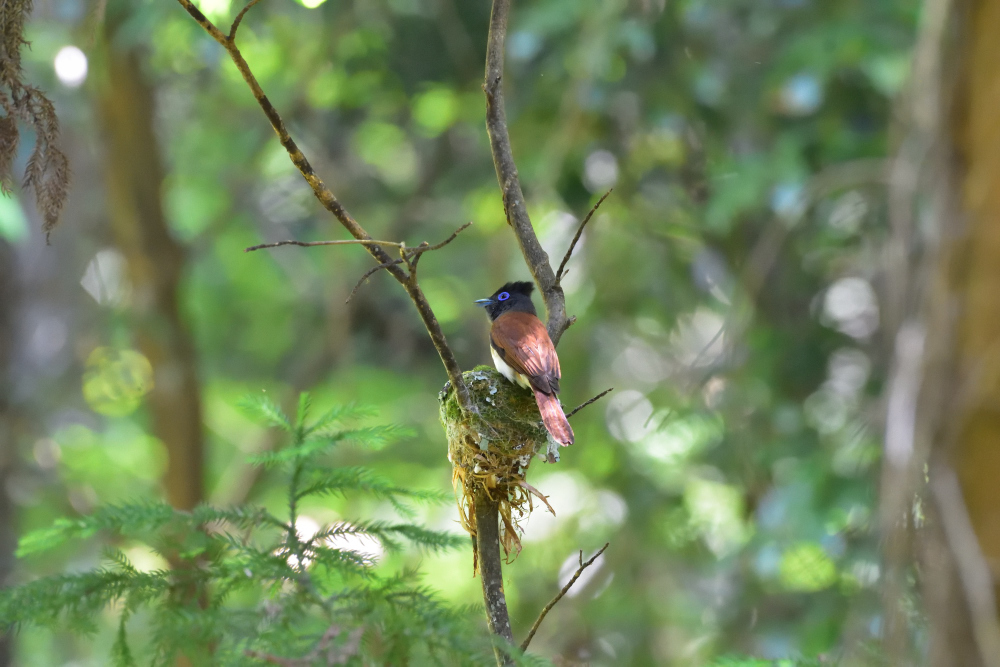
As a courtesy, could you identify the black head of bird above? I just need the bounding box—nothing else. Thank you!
[475,281,574,446]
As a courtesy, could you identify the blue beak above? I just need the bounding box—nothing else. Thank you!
[473,298,492,307]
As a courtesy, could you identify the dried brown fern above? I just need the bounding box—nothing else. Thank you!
[0,0,70,240]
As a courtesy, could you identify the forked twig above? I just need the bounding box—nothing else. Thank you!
[566,388,614,420]
[520,543,610,651]
[229,0,262,41]
[409,221,473,274]
[556,189,612,284]
[346,222,473,302]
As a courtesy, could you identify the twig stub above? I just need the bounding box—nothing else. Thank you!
[566,387,614,420]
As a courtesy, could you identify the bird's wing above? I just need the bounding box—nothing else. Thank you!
[490,311,561,395]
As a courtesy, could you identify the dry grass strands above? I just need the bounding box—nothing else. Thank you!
[439,367,558,565]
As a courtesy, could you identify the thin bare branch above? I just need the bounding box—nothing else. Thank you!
[520,543,609,652]
[484,0,570,346]
[175,0,475,415]
[410,221,472,274]
[229,0,262,42]
[345,222,473,302]
[245,238,406,253]
[347,259,406,303]
[556,189,612,284]
[566,388,613,420]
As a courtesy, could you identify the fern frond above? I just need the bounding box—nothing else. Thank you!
[4,397,494,663]
[193,505,285,532]
[318,424,415,450]
[111,610,136,667]
[238,393,292,432]
[17,502,177,556]
[295,392,312,435]
[373,524,467,554]
[0,568,170,632]
[309,520,464,555]
[303,403,378,437]
[303,544,374,575]
[295,466,448,516]
[103,548,138,575]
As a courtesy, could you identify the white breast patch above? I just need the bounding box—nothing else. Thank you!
[491,347,531,390]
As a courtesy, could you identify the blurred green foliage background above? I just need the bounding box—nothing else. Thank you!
[1,0,918,664]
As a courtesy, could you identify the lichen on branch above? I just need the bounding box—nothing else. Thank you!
[0,0,70,239]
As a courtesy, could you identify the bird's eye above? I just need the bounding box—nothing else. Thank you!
[497,291,510,301]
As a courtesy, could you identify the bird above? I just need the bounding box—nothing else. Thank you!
[474,281,574,446]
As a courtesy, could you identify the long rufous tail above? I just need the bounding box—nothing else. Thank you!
[533,390,574,446]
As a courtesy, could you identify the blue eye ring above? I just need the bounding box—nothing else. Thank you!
[497,291,510,301]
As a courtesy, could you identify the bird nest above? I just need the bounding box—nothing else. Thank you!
[439,366,559,560]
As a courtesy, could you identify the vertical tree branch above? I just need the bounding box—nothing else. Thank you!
[484,0,570,346]
[479,3,541,660]
[474,488,514,667]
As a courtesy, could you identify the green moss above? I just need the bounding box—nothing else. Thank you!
[439,368,548,461]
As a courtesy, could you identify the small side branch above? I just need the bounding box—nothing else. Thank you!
[347,258,405,303]
[229,0,262,41]
[409,221,472,273]
[247,224,472,255]
[556,189,612,284]
[566,388,614,420]
[520,543,609,652]
[245,238,408,253]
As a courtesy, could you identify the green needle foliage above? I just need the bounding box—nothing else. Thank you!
[0,393,510,666]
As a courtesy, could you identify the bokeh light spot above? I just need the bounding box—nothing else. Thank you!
[54,45,87,88]
[413,87,458,137]
[82,347,154,416]
[779,542,837,592]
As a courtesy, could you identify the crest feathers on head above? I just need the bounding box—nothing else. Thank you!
[500,281,534,296]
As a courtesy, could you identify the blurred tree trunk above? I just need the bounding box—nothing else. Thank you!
[912,0,1000,664]
[96,40,204,511]
[952,0,1000,596]
[0,240,17,666]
